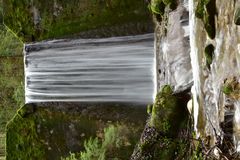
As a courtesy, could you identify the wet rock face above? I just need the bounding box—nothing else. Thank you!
[155,0,192,92]
[190,0,240,155]
[3,0,152,42]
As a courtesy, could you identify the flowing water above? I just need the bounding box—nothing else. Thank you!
[24,34,155,104]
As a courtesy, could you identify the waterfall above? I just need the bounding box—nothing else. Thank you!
[24,34,155,104]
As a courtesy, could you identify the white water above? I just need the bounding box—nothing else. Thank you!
[24,34,155,104]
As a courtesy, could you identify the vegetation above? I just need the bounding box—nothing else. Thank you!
[222,77,240,99]
[61,124,128,160]
[3,0,151,42]
[195,0,216,39]
[0,26,23,56]
[0,3,24,154]
[6,105,45,160]
[149,0,177,16]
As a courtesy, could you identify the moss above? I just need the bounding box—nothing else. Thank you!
[6,104,45,160]
[234,8,240,25]
[131,85,191,159]
[3,0,151,42]
[147,104,153,115]
[195,0,216,39]
[222,86,233,95]
[150,0,166,16]
[150,85,178,135]
[222,77,240,99]
[204,44,214,69]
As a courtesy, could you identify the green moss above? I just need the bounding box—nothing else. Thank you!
[147,104,153,115]
[234,8,240,25]
[150,85,178,135]
[222,77,240,99]
[204,44,214,69]
[222,86,233,95]
[4,0,151,42]
[150,0,166,16]
[6,104,45,160]
[195,0,216,39]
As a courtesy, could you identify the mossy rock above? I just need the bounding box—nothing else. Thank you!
[3,0,152,42]
[150,85,189,136]
[131,85,191,160]
[234,8,240,25]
